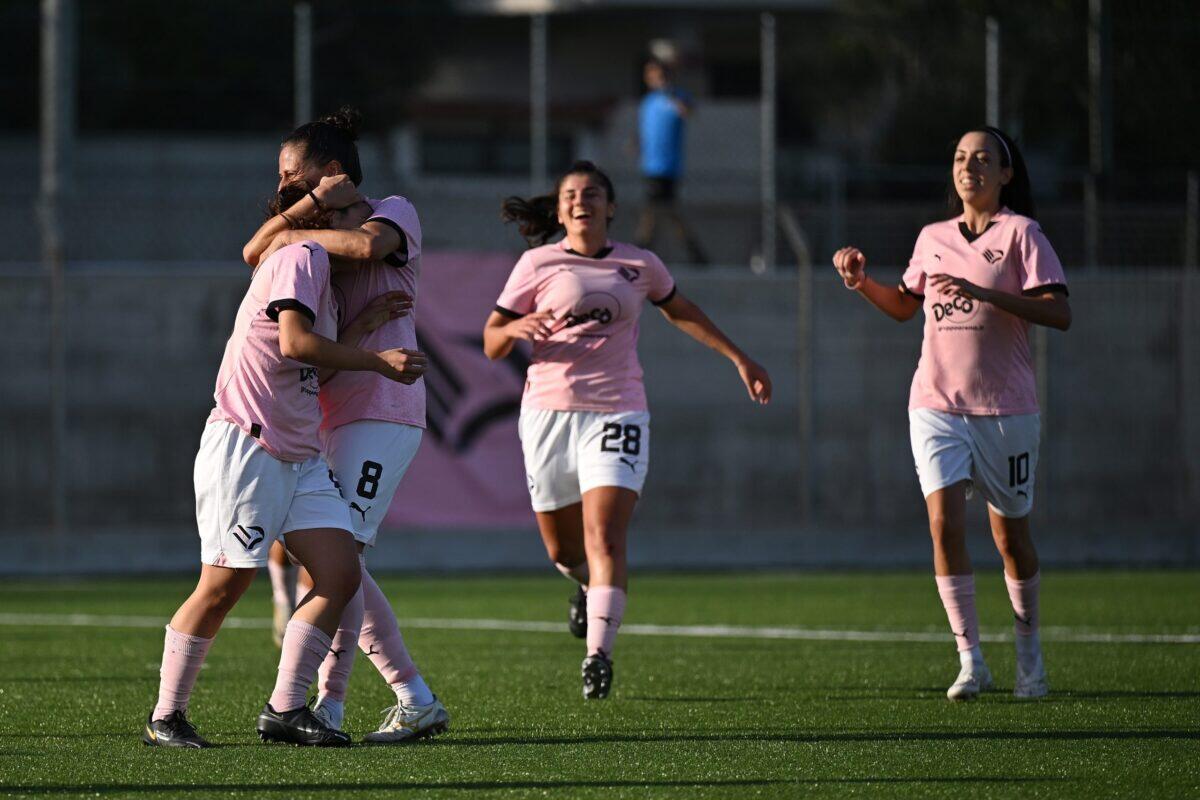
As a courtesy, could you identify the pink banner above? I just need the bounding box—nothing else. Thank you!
[383,251,535,529]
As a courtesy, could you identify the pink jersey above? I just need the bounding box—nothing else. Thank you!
[495,239,676,412]
[319,196,425,432]
[208,241,338,461]
[901,208,1068,415]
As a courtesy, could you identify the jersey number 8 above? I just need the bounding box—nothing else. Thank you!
[357,461,383,499]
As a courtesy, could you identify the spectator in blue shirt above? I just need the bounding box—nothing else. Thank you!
[635,58,708,265]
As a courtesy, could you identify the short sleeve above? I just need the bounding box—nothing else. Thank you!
[1017,223,1068,295]
[494,252,539,318]
[265,242,329,324]
[901,229,929,298]
[645,252,677,305]
[366,196,420,268]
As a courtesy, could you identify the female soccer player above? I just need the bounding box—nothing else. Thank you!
[832,127,1071,701]
[243,108,449,742]
[142,238,426,748]
[484,160,772,699]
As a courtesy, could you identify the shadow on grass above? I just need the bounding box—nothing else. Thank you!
[626,695,747,703]
[424,728,1199,747]
[1,777,1071,795]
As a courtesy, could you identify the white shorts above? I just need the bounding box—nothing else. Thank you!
[909,407,1041,518]
[320,420,423,547]
[194,421,352,569]
[518,408,650,513]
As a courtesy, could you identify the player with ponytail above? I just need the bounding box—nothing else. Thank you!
[485,160,772,699]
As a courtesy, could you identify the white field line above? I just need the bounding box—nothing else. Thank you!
[0,612,1196,644]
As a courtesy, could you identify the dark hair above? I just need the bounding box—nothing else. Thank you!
[267,182,332,229]
[500,160,616,247]
[947,126,1035,219]
[282,105,364,186]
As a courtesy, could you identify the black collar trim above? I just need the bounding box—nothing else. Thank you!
[565,246,613,259]
[958,221,997,244]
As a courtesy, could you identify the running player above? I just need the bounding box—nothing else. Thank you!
[484,160,772,699]
[242,107,449,742]
[832,127,1071,701]
[142,238,426,748]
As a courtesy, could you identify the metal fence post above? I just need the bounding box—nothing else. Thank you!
[985,16,1000,127]
[530,13,548,194]
[760,11,777,273]
[39,0,73,537]
[293,2,313,126]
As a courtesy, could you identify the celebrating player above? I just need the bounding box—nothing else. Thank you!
[832,127,1071,701]
[142,236,426,748]
[484,160,772,699]
[243,107,449,742]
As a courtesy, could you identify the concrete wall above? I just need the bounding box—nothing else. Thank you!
[2,266,1196,574]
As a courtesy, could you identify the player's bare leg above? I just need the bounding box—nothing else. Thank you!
[927,482,991,700]
[990,510,1048,698]
[257,528,358,747]
[578,487,638,699]
[144,564,257,748]
[266,540,296,647]
[537,504,589,637]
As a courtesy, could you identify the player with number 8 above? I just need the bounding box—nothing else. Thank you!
[242,108,448,742]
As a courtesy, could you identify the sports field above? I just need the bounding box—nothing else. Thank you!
[1,571,1197,799]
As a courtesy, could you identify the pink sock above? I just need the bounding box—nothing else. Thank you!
[1004,571,1041,637]
[585,585,627,658]
[935,574,980,652]
[152,625,213,721]
[267,560,293,608]
[268,619,333,712]
[554,561,589,589]
[316,584,364,703]
[358,562,419,686]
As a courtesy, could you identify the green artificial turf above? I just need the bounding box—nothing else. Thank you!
[0,571,1197,799]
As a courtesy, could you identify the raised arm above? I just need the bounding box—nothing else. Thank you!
[656,291,771,404]
[243,174,362,267]
[832,246,922,322]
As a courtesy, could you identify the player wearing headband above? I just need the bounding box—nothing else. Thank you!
[832,127,1071,701]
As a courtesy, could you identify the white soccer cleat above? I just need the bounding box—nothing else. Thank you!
[311,696,345,732]
[1013,641,1049,698]
[362,697,450,743]
[946,662,993,701]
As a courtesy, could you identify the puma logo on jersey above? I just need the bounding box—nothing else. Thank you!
[231,524,265,551]
[619,457,638,473]
[982,248,1004,264]
[365,644,380,657]
[299,367,318,383]
[329,647,347,661]
[350,502,372,522]
[618,265,640,283]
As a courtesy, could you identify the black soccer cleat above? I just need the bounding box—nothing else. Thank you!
[581,653,613,700]
[568,586,588,639]
[142,710,211,748]
[256,703,351,747]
